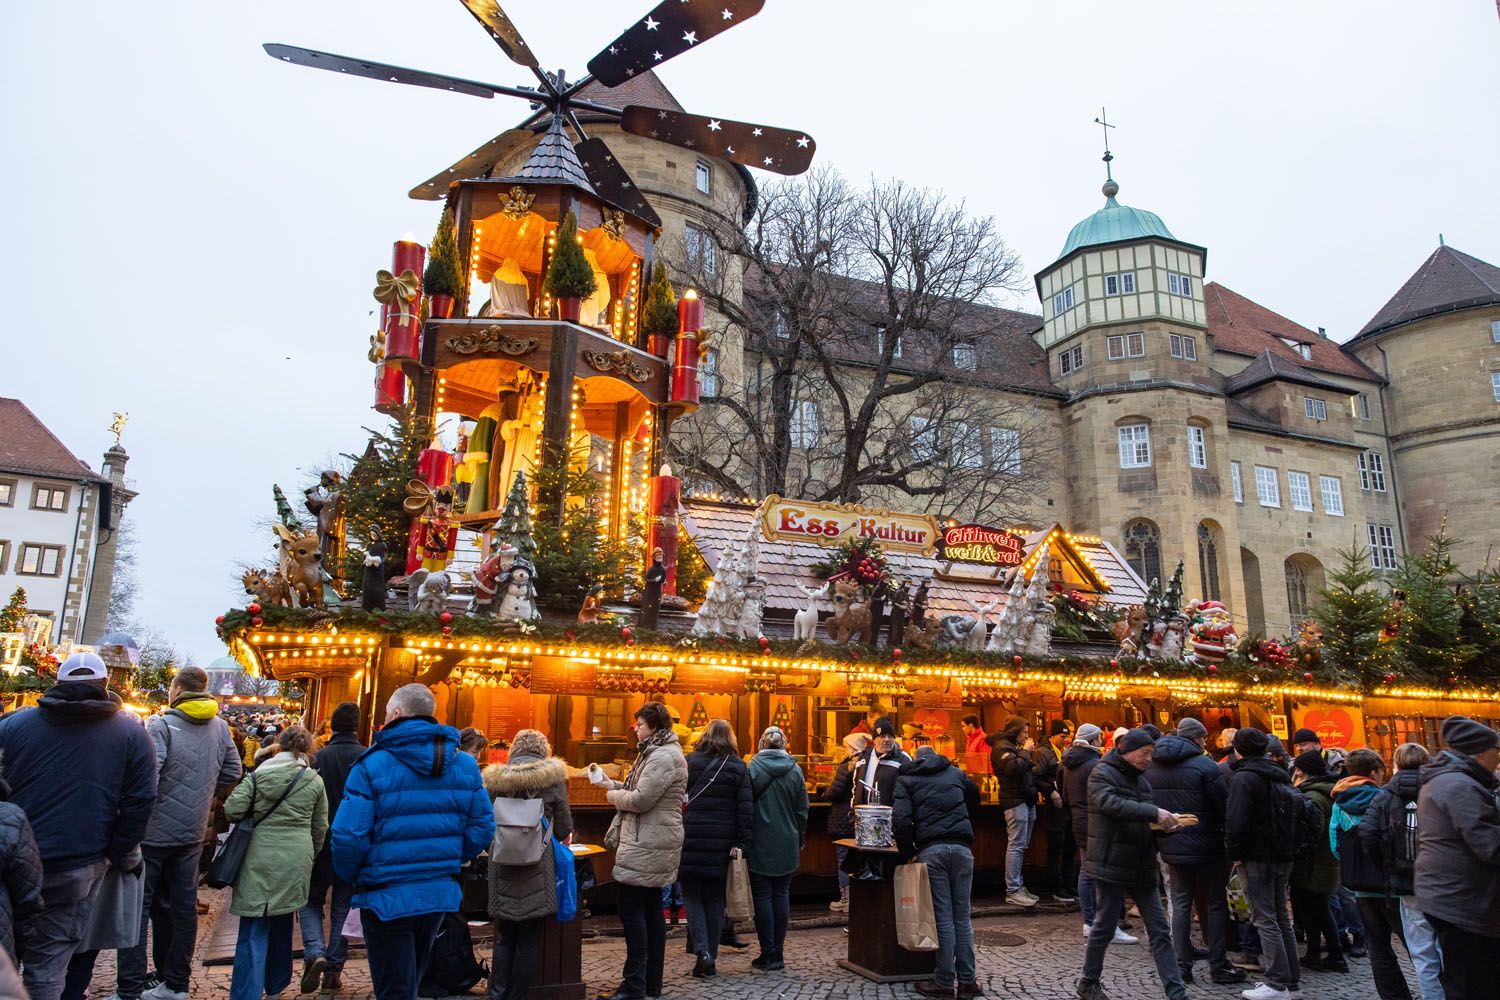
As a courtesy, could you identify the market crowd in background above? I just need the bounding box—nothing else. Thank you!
[0,652,1494,1000]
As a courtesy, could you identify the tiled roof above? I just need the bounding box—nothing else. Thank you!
[516,117,596,193]
[1224,397,1282,434]
[1352,245,1500,342]
[573,70,685,115]
[1204,283,1378,381]
[1223,349,1356,396]
[681,501,1148,628]
[0,399,102,481]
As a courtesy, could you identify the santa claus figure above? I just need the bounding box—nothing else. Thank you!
[1188,600,1239,665]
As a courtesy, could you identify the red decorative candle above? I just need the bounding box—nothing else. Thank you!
[670,290,703,407]
[381,239,426,363]
[374,363,406,413]
[647,467,680,595]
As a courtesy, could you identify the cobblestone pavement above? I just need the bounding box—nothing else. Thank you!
[80,891,1404,1000]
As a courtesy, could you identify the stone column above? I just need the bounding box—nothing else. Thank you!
[81,445,136,642]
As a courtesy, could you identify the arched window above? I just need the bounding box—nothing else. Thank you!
[699,348,719,396]
[1197,523,1222,602]
[1285,561,1309,627]
[1123,519,1163,586]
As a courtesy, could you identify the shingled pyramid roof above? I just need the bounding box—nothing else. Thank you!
[516,116,596,194]
[1223,349,1355,396]
[1353,245,1500,342]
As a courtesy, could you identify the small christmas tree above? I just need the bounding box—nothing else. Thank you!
[687,699,708,728]
[1312,546,1392,685]
[529,460,632,613]
[0,588,27,633]
[494,471,538,565]
[273,485,302,530]
[423,206,463,298]
[770,699,791,732]
[1392,533,1476,685]
[641,260,678,339]
[543,210,597,300]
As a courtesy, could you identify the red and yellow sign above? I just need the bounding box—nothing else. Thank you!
[939,524,1027,566]
[1291,704,1366,750]
[756,496,940,556]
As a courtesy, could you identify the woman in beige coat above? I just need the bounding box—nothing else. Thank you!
[588,702,688,1000]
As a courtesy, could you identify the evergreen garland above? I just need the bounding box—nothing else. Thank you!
[543,211,598,300]
[1312,546,1392,686]
[641,260,678,338]
[1392,533,1476,685]
[423,207,463,298]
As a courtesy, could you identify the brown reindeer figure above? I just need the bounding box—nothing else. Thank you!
[242,568,292,608]
[827,578,871,645]
[903,617,935,651]
[1111,605,1146,646]
[274,524,325,609]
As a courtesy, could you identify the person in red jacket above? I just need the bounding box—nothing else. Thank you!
[960,716,988,756]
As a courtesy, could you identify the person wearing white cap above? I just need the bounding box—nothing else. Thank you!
[0,652,157,1000]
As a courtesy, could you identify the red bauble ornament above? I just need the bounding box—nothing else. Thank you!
[758,636,770,650]
[566,629,578,641]
[1012,655,1022,666]
[439,611,452,623]
[1109,659,1118,669]
[252,617,264,628]
[215,615,225,625]
[621,626,634,641]
[892,648,903,662]
[1207,664,1218,674]
[1303,672,1314,682]
[247,602,262,615]
[1384,673,1396,684]
[626,638,636,648]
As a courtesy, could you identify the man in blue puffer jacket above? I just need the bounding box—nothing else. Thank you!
[331,684,493,1000]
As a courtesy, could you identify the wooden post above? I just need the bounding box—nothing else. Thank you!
[454,187,475,318]
[539,324,579,520]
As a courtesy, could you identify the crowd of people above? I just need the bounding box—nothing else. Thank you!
[0,650,1494,1000]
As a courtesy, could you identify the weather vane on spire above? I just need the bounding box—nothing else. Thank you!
[1094,107,1116,181]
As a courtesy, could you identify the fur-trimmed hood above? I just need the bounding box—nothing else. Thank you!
[483,754,568,797]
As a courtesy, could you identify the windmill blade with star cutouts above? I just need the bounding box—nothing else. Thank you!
[586,0,766,87]
[619,106,815,176]
[454,0,540,69]
[575,137,662,227]
[409,128,540,201]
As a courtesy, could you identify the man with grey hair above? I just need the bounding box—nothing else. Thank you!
[331,684,492,1000]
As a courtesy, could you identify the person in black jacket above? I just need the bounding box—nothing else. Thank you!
[0,652,157,1000]
[851,718,910,809]
[893,747,980,1000]
[1224,728,1301,1000]
[1361,742,1442,1000]
[1076,729,1186,1000]
[1062,724,1133,943]
[989,716,1038,907]
[299,702,365,993]
[0,776,41,962]
[679,720,752,978]
[825,732,870,914]
[1035,720,1077,902]
[1144,718,1241,986]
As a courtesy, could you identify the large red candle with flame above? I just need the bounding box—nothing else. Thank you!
[647,468,680,595]
[382,239,426,363]
[670,290,703,407]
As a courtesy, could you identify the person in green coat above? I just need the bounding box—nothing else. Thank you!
[1290,750,1346,973]
[745,726,808,972]
[223,726,328,1000]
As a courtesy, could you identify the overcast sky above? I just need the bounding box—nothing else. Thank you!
[3,1,1497,664]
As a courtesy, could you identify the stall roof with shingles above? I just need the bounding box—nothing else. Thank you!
[681,501,1149,620]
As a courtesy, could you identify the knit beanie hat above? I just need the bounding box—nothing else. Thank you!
[330,702,360,733]
[1233,727,1269,758]
[1291,727,1320,745]
[1176,718,1209,741]
[1294,749,1328,776]
[1002,716,1028,739]
[873,716,897,738]
[1117,728,1155,753]
[1074,723,1103,747]
[1441,715,1500,755]
[1049,719,1073,737]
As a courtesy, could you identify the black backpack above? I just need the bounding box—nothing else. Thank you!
[418,912,488,997]
[1268,781,1323,862]
[1335,819,1384,893]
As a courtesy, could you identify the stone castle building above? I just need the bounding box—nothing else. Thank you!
[490,74,1498,639]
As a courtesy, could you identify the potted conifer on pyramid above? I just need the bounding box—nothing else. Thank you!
[640,259,677,355]
[543,210,596,323]
[423,206,462,319]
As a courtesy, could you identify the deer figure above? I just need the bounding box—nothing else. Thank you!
[274,524,324,609]
[242,568,292,608]
[827,578,871,646]
[793,582,829,642]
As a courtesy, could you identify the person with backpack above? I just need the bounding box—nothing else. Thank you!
[989,716,1039,907]
[224,726,328,1000]
[745,727,808,974]
[1289,750,1345,974]
[1035,720,1078,903]
[330,684,494,1000]
[679,719,751,978]
[1362,742,1444,1000]
[482,728,573,1000]
[892,744,981,999]
[1414,715,1500,1000]
[299,701,364,994]
[1328,748,1413,1000]
[1224,727,1304,1000]
[588,702,689,1000]
[825,732,870,914]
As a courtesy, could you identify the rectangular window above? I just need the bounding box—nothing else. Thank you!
[990,427,1021,475]
[1169,334,1198,360]
[694,160,711,194]
[1297,343,1312,360]
[951,421,983,469]
[1127,332,1144,357]
[911,415,937,462]
[684,222,716,277]
[1188,425,1208,469]
[952,342,977,370]
[0,481,11,507]
[1491,373,1500,403]
[1492,320,1500,344]
[790,400,819,448]
[1108,335,1125,360]
[1254,466,1281,508]
[1168,273,1180,295]
[1304,397,1327,421]
[1368,524,1397,570]
[1360,451,1387,492]
[873,325,903,359]
[1059,345,1084,375]
[1231,461,1243,503]
[1117,424,1151,468]
[16,544,63,577]
[30,485,67,512]
[1121,272,1136,293]
[773,312,789,339]
[1288,471,1313,511]
[1104,272,1137,296]
[1351,393,1371,420]
[0,540,7,574]
[1320,475,1344,516]
[699,349,719,396]
[1105,274,1119,296]
[1052,286,1075,316]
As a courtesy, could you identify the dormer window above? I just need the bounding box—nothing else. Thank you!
[874,325,902,359]
[1104,272,1136,296]
[1304,397,1327,421]
[952,342,977,370]
[1052,286,1075,317]
[1280,337,1313,360]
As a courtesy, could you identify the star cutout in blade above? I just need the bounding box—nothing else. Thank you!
[708,120,722,131]
[752,127,763,136]
[722,7,733,18]
[645,16,659,30]
[649,131,659,138]
[763,156,774,165]
[683,30,698,44]
[725,145,735,154]
[653,50,663,60]
[685,138,695,147]
[796,136,810,148]
[609,45,619,55]
[658,110,668,119]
